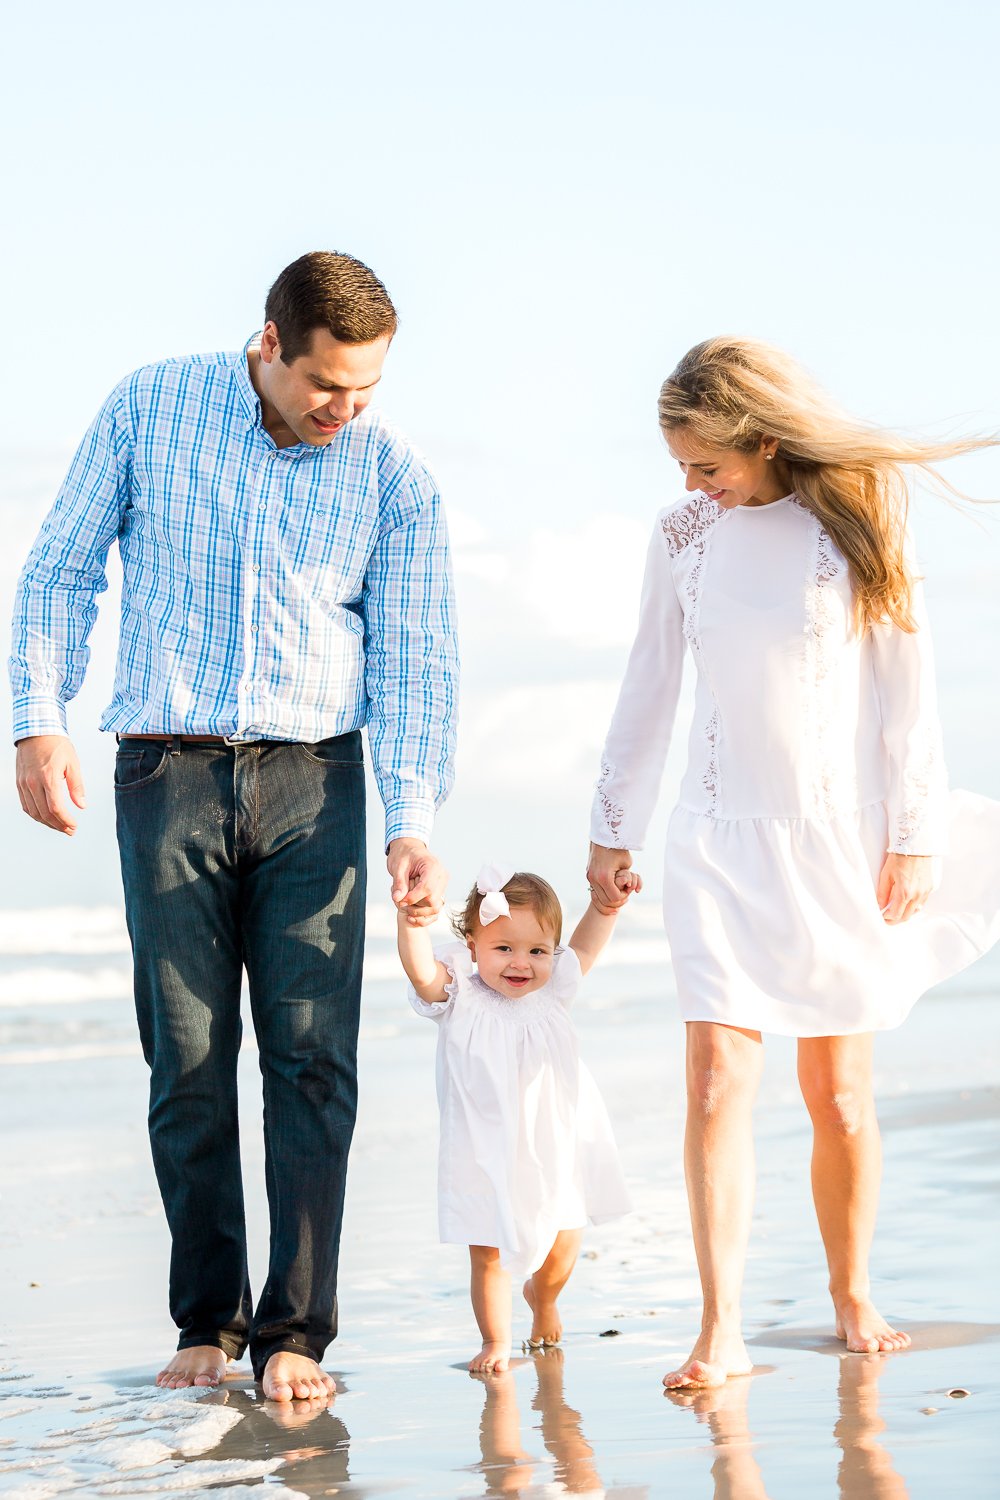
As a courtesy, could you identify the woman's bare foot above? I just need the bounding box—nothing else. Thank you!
[261,1351,336,1403]
[522,1277,562,1347]
[469,1340,511,1374]
[155,1347,231,1389]
[662,1326,753,1389]
[834,1297,910,1354]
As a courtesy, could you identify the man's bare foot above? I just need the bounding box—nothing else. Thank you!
[834,1296,910,1354]
[522,1277,562,1347]
[469,1340,511,1374]
[261,1351,337,1404]
[662,1327,753,1389]
[155,1347,231,1389]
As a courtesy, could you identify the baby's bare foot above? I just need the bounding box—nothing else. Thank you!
[834,1297,910,1354]
[469,1340,511,1374]
[155,1347,231,1389]
[261,1352,336,1404]
[663,1327,753,1389]
[522,1277,562,1346]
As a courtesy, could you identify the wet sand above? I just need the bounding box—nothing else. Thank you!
[2,909,999,1497]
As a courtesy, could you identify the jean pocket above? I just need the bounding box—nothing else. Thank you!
[114,743,171,790]
[295,734,364,768]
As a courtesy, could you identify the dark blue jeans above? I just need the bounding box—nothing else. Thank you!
[115,733,366,1380]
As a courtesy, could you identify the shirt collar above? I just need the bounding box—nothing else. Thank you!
[231,333,264,431]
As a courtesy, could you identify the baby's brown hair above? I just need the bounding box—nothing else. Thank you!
[451,871,563,946]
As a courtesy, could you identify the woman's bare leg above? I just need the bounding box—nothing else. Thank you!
[797,1035,909,1354]
[523,1227,583,1345]
[469,1245,513,1372]
[664,1021,763,1389]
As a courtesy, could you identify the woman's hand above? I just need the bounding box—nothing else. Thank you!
[587,842,635,912]
[876,852,935,924]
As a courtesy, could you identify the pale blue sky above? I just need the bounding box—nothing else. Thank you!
[3,0,998,477]
[2,0,999,905]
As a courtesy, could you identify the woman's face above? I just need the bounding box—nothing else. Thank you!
[666,428,783,509]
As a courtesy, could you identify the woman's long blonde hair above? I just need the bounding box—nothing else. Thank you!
[659,337,996,632]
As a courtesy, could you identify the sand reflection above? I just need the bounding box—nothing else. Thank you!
[472,1347,648,1498]
[186,1384,352,1495]
[665,1353,909,1500]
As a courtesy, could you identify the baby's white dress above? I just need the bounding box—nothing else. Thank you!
[409,944,632,1276]
[591,493,1000,1036]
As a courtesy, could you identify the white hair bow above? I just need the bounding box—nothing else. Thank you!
[476,860,516,925]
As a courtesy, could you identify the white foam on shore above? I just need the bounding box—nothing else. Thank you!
[0,1385,286,1500]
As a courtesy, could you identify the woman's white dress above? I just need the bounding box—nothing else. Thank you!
[591,493,1000,1036]
[409,944,632,1275]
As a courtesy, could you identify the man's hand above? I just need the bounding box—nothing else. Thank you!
[387,838,448,928]
[15,735,87,835]
[876,851,935,924]
[586,842,634,913]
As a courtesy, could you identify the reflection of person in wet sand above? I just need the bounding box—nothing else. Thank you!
[665,1354,908,1500]
[189,1386,351,1497]
[473,1349,642,1498]
[588,338,1000,1388]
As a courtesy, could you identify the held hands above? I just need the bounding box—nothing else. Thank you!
[876,851,935,924]
[586,842,642,915]
[15,735,87,835]
[388,838,448,928]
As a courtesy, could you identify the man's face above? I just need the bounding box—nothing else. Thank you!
[257,323,392,446]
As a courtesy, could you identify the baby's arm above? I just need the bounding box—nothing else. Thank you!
[397,909,453,1003]
[569,869,642,976]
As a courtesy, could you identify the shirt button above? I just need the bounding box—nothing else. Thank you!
[259,502,267,511]
[252,563,260,573]
[251,625,259,634]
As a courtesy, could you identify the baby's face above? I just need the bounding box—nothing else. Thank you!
[467,907,557,998]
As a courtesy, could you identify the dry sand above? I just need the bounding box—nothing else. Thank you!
[1,908,999,1497]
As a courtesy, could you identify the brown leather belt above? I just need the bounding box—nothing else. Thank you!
[119,733,231,744]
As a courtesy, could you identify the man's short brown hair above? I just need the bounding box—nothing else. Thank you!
[264,251,398,364]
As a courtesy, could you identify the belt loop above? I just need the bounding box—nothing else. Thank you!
[170,734,182,756]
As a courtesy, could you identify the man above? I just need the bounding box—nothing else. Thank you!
[10,251,459,1402]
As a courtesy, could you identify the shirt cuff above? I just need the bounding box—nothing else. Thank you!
[12,696,68,741]
[384,797,436,848]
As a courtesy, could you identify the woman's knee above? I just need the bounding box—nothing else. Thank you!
[797,1038,875,1128]
[686,1024,762,1114]
[798,1056,874,1134]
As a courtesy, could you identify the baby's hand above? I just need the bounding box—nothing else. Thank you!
[614,868,642,898]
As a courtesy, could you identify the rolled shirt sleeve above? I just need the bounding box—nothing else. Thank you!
[363,439,459,847]
[10,383,131,740]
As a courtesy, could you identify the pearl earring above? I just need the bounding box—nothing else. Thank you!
[765,454,773,461]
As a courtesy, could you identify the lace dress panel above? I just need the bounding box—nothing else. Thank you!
[595,761,627,847]
[893,724,944,850]
[794,499,848,818]
[662,495,725,815]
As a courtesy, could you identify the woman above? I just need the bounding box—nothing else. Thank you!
[587,338,1000,1389]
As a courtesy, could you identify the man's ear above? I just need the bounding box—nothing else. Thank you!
[259,321,281,365]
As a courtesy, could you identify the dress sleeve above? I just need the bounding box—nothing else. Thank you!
[550,946,583,1008]
[869,534,949,855]
[590,514,686,849]
[406,942,473,1021]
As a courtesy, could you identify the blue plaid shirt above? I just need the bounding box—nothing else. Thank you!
[10,338,459,844]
